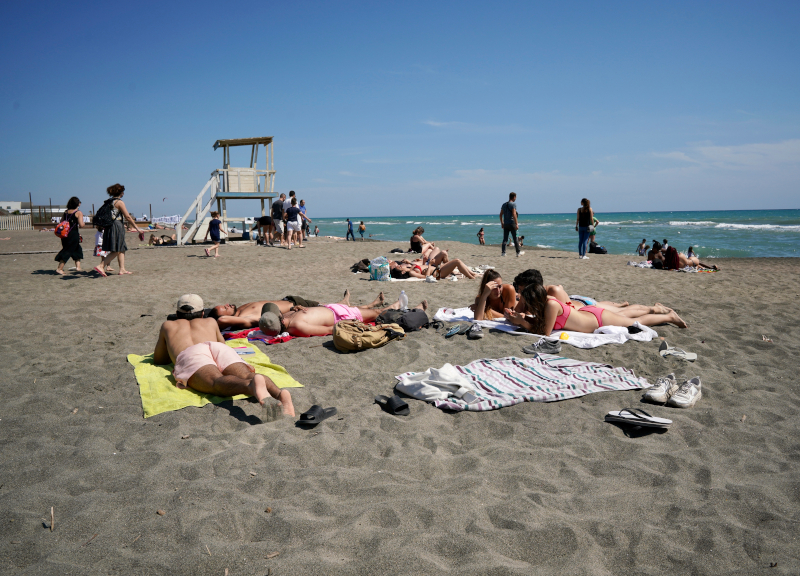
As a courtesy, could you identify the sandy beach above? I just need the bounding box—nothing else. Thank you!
[1,230,799,575]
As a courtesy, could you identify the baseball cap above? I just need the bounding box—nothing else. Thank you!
[177,294,204,314]
[259,311,282,336]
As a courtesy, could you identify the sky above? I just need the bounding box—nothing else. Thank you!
[1,0,798,218]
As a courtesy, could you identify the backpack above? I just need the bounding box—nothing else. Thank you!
[589,242,607,255]
[351,258,370,273]
[92,198,117,229]
[376,308,430,332]
[332,321,405,352]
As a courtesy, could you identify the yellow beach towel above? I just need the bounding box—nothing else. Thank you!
[127,338,303,418]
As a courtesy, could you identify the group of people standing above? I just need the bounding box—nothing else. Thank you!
[252,190,314,249]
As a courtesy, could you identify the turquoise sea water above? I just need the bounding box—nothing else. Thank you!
[310,210,800,258]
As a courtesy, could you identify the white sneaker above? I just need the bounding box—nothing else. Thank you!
[424,276,438,283]
[517,251,525,257]
[642,373,679,403]
[667,377,702,408]
[581,255,589,260]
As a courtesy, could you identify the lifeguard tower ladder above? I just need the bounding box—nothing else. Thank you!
[177,137,276,245]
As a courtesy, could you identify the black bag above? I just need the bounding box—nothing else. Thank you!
[92,198,116,228]
[377,309,430,332]
[589,242,607,255]
[351,259,370,273]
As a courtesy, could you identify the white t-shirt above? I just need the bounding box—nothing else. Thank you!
[283,198,292,212]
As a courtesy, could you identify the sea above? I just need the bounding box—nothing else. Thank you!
[307,209,800,258]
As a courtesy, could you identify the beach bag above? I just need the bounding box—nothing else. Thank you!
[589,242,607,255]
[369,256,390,281]
[92,198,116,229]
[54,219,71,238]
[376,308,430,332]
[332,321,404,352]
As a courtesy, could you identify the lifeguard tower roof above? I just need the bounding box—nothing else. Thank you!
[213,137,273,149]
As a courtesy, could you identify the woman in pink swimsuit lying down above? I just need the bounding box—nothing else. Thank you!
[505,284,688,335]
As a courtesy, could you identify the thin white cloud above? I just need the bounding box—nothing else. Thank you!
[655,139,800,170]
[422,120,527,134]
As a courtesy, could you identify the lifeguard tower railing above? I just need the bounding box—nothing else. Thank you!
[177,137,276,245]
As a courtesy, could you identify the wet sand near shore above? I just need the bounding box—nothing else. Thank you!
[1,230,799,575]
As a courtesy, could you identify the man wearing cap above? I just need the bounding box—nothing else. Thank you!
[154,294,295,416]
[259,293,428,338]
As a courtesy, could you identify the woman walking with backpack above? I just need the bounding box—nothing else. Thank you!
[54,196,84,275]
[93,183,144,276]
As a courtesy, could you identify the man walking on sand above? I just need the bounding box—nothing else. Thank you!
[271,193,286,246]
[154,294,294,416]
[500,192,524,258]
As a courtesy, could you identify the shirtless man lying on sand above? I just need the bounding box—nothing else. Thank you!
[154,294,295,416]
[258,291,428,337]
[209,292,387,331]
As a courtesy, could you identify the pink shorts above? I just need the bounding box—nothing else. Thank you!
[324,303,364,323]
[172,341,253,389]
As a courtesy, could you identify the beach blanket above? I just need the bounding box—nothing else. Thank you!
[433,307,658,349]
[127,339,303,418]
[395,355,650,411]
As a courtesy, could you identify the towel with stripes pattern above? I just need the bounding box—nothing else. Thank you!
[395,354,650,411]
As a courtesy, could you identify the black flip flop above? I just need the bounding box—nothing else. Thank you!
[298,405,338,425]
[374,395,410,416]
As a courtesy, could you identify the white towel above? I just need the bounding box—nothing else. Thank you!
[432,307,657,349]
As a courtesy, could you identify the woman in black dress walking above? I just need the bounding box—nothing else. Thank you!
[55,196,84,275]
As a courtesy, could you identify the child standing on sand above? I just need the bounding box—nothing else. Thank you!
[204,211,221,257]
[93,226,113,272]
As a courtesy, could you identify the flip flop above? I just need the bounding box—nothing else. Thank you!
[93,266,107,277]
[659,340,697,362]
[374,395,410,416]
[605,408,672,429]
[298,405,337,426]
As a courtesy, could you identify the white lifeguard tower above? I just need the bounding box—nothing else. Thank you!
[177,137,276,245]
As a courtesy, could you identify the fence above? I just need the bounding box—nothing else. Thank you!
[0,214,33,231]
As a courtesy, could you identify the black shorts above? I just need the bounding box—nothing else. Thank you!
[258,216,273,226]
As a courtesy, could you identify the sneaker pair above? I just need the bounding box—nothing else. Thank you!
[522,337,561,355]
[643,374,702,408]
[580,255,589,260]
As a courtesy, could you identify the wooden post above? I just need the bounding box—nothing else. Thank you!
[149,203,152,223]
[49,198,52,222]
[221,199,228,243]
[28,192,32,218]
[92,204,95,218]
[261,198,265,217]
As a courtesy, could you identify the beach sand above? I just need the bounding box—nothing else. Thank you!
[1,231,799,575]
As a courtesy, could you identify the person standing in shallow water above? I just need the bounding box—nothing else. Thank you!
[477,227,485,245]
[94,183,144,276]
[499,192,523,257]
[55,196,84,274]
[575,198,594,260]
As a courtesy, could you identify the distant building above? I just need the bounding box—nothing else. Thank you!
[0,201,21,212]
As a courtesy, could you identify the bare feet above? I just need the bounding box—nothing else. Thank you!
[340,289,351,306]
[669,311,688,328]
[653,303,670,314]
[55,269,64,275]
[119,270,133,275]
[277,389,295,417]
[366,291,385,308]
[418,299,428,311]
[250,374,270,405]
[105,267,115,272]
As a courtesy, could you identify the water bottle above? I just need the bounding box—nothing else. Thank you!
[399,290,408,311]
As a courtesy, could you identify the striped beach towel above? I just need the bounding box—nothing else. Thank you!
[395,354,650,412]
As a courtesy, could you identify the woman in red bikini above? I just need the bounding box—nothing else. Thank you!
[506,284,687,335]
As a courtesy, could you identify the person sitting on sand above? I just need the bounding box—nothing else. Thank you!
[258,292,428,337]
[410,227,434,254]
[505,284,688,335]
[153,294,294,416]
[210,292,386,331]
[471,270,517,320]
[648,241,665,266]
[388,258,477,280]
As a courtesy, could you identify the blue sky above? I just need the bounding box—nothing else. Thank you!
[1,0,798,218]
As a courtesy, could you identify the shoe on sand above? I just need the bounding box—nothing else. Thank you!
[374,395,410,415]
[642,373,679,404]
[298,405,337,426]
[522,338,562,355]
[517,251,525,257]
[466,323,483,339]
[605,408,671,429]
[667,377,702,408]
[659,341,697,362]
